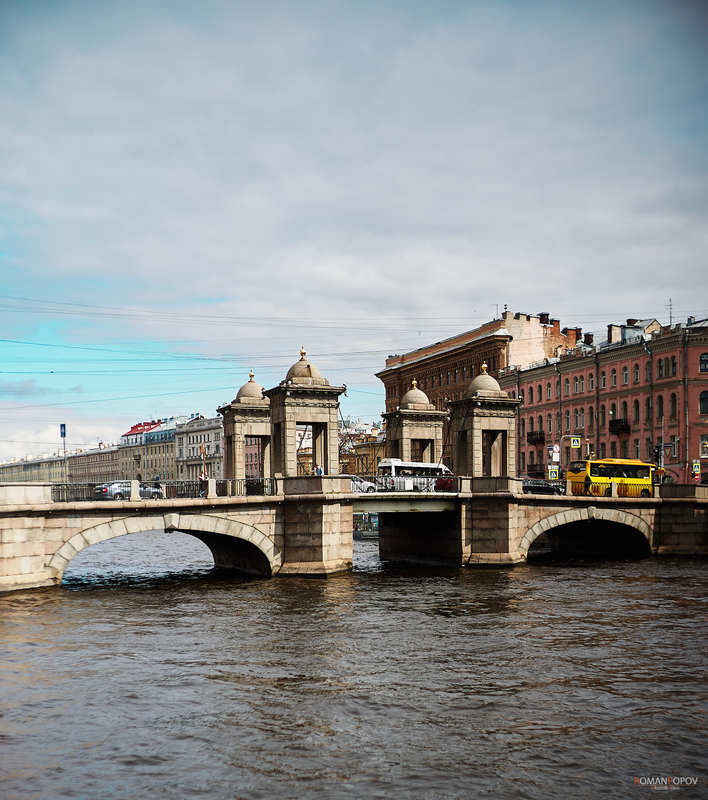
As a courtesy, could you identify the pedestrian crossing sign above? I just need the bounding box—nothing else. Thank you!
[548,466,559,480]
[570,436,581,449]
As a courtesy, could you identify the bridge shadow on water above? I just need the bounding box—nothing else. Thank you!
[527,519,651,562]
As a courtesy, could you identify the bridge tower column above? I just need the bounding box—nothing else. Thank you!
[449,363,520,479]
[265,348,352,575]
[218,371,271,481]
[382,379,448,463]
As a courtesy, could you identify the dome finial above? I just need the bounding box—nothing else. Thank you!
[481,362,488,374]
[300,346,307,360]
[248,370,255,381]
[411,378,417,389]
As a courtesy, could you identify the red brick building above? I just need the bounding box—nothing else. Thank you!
[497,317,708,483]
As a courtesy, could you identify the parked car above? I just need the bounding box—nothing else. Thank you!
[93,481,164,500]
[522,478,565,496]
[344,475,377,493]
[434,475,455,491]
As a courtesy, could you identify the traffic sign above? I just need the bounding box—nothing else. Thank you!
[553,443,560,453]
[548,466,559,480]
[60,424,66,438]
[570,436,581,449]
[692,460,701,474]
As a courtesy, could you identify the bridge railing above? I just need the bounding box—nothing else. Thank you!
[162,478,280,498]
[568,479,655,498]
[51,483,102,502]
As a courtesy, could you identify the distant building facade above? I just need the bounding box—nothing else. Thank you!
[176,416,224,480]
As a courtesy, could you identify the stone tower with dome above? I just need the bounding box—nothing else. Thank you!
[218,371,271,482]
[264,348,346,478]
[448,363,521,478]
[382,379,448,463]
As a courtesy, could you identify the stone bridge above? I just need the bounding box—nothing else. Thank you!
[1,480,705,593]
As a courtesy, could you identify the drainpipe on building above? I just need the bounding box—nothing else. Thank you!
[643,340,654,461]
[594,351,600,459]
[516,369,521,477]
[554,362,562,474]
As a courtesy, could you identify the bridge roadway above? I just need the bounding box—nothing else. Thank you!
[0,479,706,592]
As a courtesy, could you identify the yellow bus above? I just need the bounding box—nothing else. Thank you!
[567,458,656,498]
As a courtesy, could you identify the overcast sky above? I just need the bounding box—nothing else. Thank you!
[1,0,707,462]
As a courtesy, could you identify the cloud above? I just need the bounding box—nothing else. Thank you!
[0,1,707,459]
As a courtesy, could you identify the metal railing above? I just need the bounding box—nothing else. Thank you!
[52,483,101,502]
[51,478,281,502]
[352,475,458,493]
[568,479,655,498]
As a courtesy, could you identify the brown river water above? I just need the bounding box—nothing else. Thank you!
[1,532,706,799]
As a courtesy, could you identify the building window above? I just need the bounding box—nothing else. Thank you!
[633,363,640,383]
[670,393,677,419]
[538,415,543,431]
[671,356,676,376]
[537,384,542,402]
[520,451,526,472]
[588,373,594,391]
[610,441,617,458]
[579,375,584,393]
[657,360,664,379]
[701,434,708,457]
[646,363,652,382]
[600,405,606,428]
[700,354,708,373]
[600,442,606,458]
[620,440,628,459]
[529,386,534,404]
[645,397,651,422]
[521,418,526,437]
[573,409,579,428]
[529,450,535,465]
[610,402,617,421]
[621,401,628,421]
[565,446,570,465]
[547,414,552,433]
[700,391,708,414]
[611,368,617,387]
[600,371,606,389]
[564,410,570,432]
[564,378,570,396]
[633,399,640,425]
[622,366,628,385]
[546,382,551,400]
[634,439,640,459]
[657,395,664,420]
[588,407,594,432]
[573,377,578,394]
[529,416,534,432]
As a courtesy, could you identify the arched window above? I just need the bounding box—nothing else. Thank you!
[600,371,606,389]
[579,375,584,393]
[610,402,617,420]
[588,406,594,432]
[564,410,570,432]
[529,450,535,465]
[589,373,595,391]
[537,385,542,403]
[700,391,708,414]
[521,418,526,436]
[701,354,708,373]
[633,399,640,424]
[657,395,664,419]
[564,378,570,396]
[529,416,534,432]
[657,360,664,379]
[611,368,617,387]
[573,377,578,393]
[547,414,552,433]
[671,356,677,376]
[579,408,585,428]
[573,409,579,428]
[622,366,629,385]
[670,393,677,419]
[538,415,543,431]
[633,363,640,383]
[600,405,606,427]
[528,386,534,404]
[546,382,551,400]
[621,401,628,420]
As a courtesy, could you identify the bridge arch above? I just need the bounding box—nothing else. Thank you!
[518,506,652,560]
[47,512,281,584]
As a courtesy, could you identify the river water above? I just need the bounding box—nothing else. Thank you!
[1,532,706,799]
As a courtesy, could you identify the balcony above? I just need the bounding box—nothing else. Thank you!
[609,418,631,435]
[527,430,546,445]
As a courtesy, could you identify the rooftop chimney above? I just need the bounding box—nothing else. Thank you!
[538,312,550,325]
[584,332,594,346]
